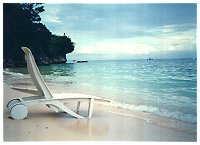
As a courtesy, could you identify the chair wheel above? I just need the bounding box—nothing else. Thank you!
[7,99,20,112]
[10,104,28,120]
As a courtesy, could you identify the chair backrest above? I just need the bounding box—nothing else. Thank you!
[22,47,53,99]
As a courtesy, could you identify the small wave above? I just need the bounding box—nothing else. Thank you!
[159,110,197,123]
[3,70,24,76]
[108,101,196,123]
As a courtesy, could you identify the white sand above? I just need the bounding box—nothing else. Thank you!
[3,84,196,141]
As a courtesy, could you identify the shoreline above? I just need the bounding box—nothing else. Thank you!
[3,71,197,135]
[3,84,197,141]
[3,62,197,127]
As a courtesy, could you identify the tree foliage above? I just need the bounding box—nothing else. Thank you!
[3,3,75,67]
[49,34,75,58]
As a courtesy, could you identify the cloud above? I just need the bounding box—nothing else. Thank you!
[93,18,105,23]
[42,15,62,23]
[40,4,62,24]
[77,40,152,55]
[158,25,196,53]
[65,15,79,20]
[40,4,196,59]
[76,23,196,57]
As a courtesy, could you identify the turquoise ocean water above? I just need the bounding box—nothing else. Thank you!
[4,58,197,132]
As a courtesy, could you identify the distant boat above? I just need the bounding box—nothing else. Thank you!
[66,60,88,63]
[77,60,88,63]
[147,58,153,60]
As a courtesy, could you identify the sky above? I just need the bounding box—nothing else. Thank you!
[40,3,197,60]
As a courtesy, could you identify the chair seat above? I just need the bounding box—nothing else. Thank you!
[52,93,98,99]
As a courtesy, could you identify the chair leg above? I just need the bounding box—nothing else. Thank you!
[53,101,84,119]
[88,98,94,118]
[76,101,81,114]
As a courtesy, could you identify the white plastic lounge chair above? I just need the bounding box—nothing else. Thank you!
[7,47,109,120]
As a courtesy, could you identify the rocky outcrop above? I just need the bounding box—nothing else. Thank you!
[51,56,67,64]
[3,59,26,68]
[3,56,67,68]
[37,56,52,65]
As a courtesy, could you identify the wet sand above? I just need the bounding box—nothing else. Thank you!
[3,84,196,141]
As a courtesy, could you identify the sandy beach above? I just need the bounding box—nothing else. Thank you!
[3,84,196,141]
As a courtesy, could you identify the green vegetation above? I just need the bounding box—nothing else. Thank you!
[3,3,75,67]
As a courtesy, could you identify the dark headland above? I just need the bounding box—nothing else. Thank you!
[3,3,75,68]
